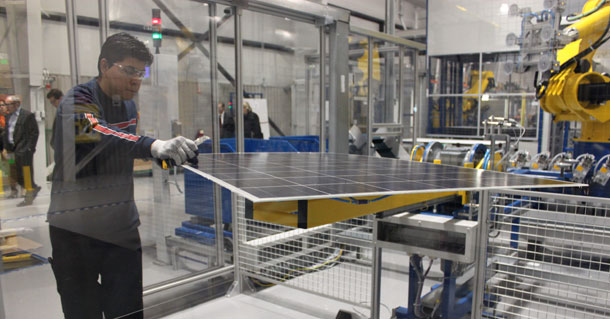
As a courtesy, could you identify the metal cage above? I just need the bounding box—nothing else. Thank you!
[235,196,374,308]
[478,190,610,318]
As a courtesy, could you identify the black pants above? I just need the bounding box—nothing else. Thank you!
[15,152,38,190]
[49,226,143,319]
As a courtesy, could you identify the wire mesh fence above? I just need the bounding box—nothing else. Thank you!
[235,196,374,307]
[482,190,610,319]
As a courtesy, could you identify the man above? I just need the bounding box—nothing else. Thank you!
[2,95,40,205]
[47,88,63,150]
[243,101,263,139]
[47,89,63,108]
[0,97,18,197]
[218,102,234,138]
[48,33,197,319]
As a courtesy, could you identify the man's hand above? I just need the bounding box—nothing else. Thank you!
[151,136,198,166]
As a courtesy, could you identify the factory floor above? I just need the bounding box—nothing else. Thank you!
[0,174,440,319]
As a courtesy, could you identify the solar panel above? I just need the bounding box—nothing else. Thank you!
[184,153,580,203]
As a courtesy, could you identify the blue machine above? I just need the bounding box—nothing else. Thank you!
[181,137,320,244]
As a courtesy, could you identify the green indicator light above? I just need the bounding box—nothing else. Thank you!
[152,33,162,39]
[0,59,8,65]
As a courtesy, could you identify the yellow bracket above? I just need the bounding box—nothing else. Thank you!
[22,166,33,191]
[246,192,460,228]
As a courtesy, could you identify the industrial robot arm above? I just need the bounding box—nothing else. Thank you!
[508,0,610,142]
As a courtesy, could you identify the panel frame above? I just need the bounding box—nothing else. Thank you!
[183,152,581,203]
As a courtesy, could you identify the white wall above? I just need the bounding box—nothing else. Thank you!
[428,0,592,56]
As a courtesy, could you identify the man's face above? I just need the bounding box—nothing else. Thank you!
[218,103,225,114]
[5,101,19,114]
[102,57,146,100]
[48,97,60,108]
[243,105,249,115]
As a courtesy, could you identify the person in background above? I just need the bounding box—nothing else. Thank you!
[0,95,18,198]
[47,32,198,319]
[2,95,40,206]
[47,89,63,150]
[218,102,234,138]
[243,101,263,139]
[47,89,63,108]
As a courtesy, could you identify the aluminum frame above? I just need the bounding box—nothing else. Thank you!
[375,212,479,263]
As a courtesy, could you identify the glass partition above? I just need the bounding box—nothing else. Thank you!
[427,53,539,140]
[240,9,320,139]
[0,1,234,318]
[346,31,419,157]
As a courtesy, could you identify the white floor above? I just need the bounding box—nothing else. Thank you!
[0,175,442,319]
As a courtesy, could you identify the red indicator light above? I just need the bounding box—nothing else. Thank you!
[152,18,161,25]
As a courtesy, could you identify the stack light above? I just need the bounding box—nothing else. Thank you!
[152,9,162,52]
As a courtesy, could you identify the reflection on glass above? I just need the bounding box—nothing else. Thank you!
[428,54,538,139]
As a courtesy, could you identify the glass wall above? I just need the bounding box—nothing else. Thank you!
[427,53,538,140]
[346,30,419,157]
[0,0,328,318]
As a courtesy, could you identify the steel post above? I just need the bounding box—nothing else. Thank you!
[319,26,326,152]
[98,0,109,46]
[367,36,374,156]
[234,7,244,153]
[65,0,80,86]
[471,190,490,318]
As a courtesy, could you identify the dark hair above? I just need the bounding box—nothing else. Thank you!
[219,102,225,107]
[97,32,154,77]
[46,89,63,100]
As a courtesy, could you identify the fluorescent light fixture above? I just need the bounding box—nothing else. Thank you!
[274,29,293,39]
[456,5,467,12]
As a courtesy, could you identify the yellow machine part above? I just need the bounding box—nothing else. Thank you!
[355,39,381,96]
[251,192,460,228]
[3,253,31,263]
[411,145,425,162]
[540,0,610,141]
[463,71,494,121]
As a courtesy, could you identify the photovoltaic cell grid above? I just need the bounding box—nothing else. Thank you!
[184,153,579,203]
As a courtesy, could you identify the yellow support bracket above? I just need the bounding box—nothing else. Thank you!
[247,192,460,228]
[22,166,33,191]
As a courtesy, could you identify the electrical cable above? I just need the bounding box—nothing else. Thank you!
[537,2,610,99]
[595,154,610,171]
[411,257,435,319]
[567,0,607,22]
[251,249,344,287]
[494,124,525,170]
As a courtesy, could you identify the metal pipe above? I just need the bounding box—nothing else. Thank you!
[411,52,417,145]
[234,7,244,153]
[210,4,220,151]
[477,52,483,135]
[65,0,80,86]
[385,0,395,35]
[209,3,225,268]
[370,218,382,319]
[471,189,490,319]
[319,26,326,153]
[367,36,374,156]
[229,193,242,294]
[398,46,404,136]
[143,265,234,296]
[98,0,109,46]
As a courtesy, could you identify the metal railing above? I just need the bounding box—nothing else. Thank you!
[477,189,610,318]
[235,197,374,308]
